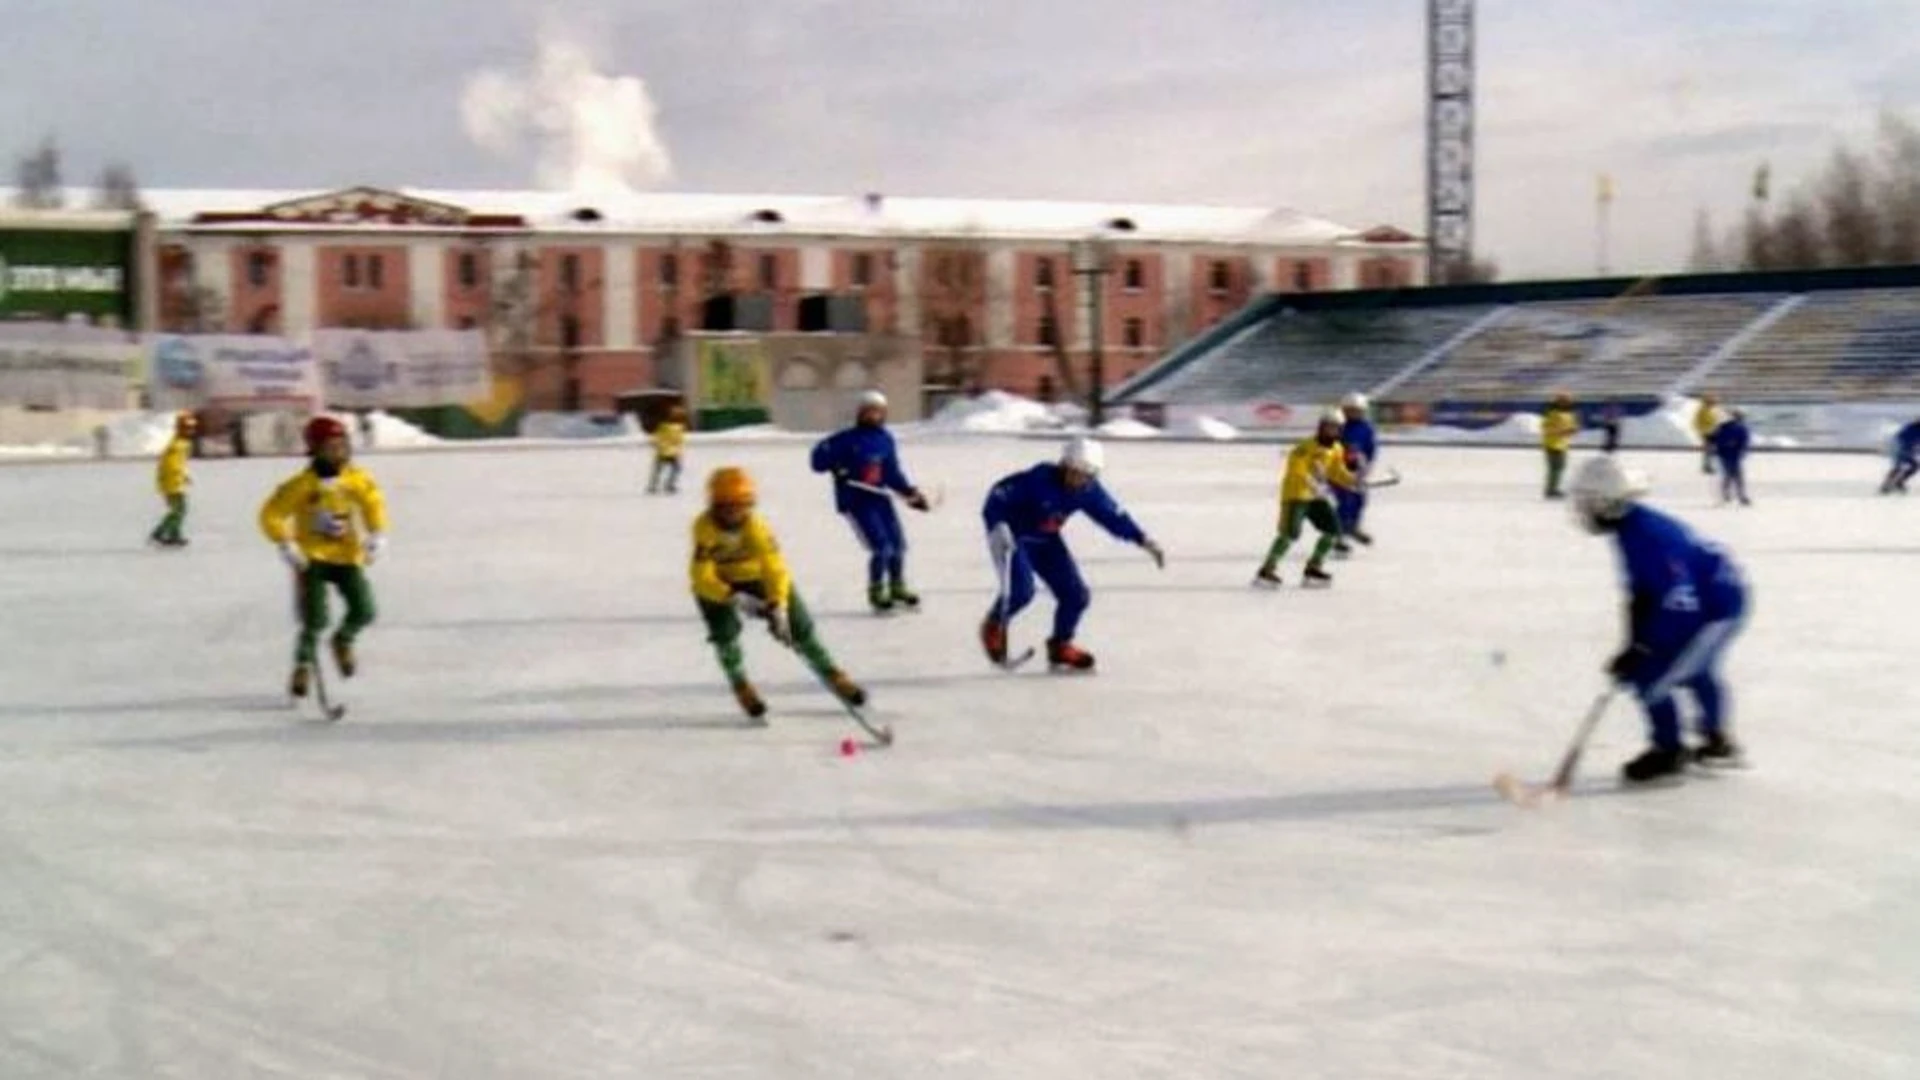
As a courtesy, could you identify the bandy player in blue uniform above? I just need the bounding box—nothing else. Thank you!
[810,390,931,612]
[1335,392,1378,546]
[1709,407,1752,506]
[1570,456,1749,782]
[978,436,1164,672]
[1882,419,1919,495]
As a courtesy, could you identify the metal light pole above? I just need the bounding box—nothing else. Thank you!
[1070,236,1114,427]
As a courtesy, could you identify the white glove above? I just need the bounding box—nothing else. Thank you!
[765,604,793,645]
[363,532,385,565]
[731,592,769,617]
[987,522,1016,567]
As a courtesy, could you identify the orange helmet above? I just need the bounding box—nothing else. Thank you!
[707,466,755,506]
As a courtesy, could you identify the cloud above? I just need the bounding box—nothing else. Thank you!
[458,22,673,195]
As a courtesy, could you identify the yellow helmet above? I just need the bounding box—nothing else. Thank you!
[707,466,756,506]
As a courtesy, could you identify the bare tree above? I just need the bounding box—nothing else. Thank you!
[93,162,143,211]
[1733,110,1920,271]
[13,136,63,209]
[1878,111,1920,264]
[1771,195,1823,269]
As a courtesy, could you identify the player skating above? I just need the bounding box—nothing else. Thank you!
[258,416,388,701]
[1540,393,1579,499]
[1335,392,1378,548]
[1693,393,1724,475]
[1570,456,1748,782]
[978,436,1164,672]
[1254,410,1358,588]
[809,390,931,613]
[647,405,686,494]
[1710,407,1752,506]
[148,411,195,548]
[692,466,865,719]
[1881,418,1918,494]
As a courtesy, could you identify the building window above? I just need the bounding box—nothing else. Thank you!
[851,252,874,288]
[1293,262,1314,291]
[559,314,582,350]
[367,254,384,290]
[1036,314,1059,348]
[758,253,779,291]
[1208,260,1231,294]
[1035,258,1055,291]
[1123,259,1144,292]
[1124,317,1145,349]
[457,251,479,290]
[342,254,361,289]
[247,251,271,288]
[659,252,679,288]
[561,253,581,292]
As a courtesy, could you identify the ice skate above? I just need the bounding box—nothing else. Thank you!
[825,668,867,707]
[731,679,767,721]
[1302,564,1333,588]
[980,618,1008,664]
[1621,746,1688,784]
[888,582,920,610]
[330,634,357,678]
[288,663,311,699]
[1252,565,1282,588]
[1046,638,1095,673]
[867,583,894,613]
[1692,731,1745,768]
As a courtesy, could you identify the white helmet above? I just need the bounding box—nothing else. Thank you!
[1060,435,1105,476]
[1569,455,1647,532]
[1319,408,1344,427]
[1342,392,1369,412]
[857,389,887,412]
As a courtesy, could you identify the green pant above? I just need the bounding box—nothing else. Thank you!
[697,584,836,685]
[1260,498,1339,571]
[297,562,376,664]
[151,493,187,543]
[1544,448,1568,497]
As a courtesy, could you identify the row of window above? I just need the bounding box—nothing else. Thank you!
[1028,315,1153,349]
[239,248,1340,295]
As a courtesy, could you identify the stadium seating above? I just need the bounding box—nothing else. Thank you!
[1389,293,1786,401]
[1136,305,1494,406]
[1702,289,1920,402]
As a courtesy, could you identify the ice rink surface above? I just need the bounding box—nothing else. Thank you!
[2,436,1916,1079]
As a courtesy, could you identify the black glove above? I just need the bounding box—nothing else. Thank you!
[1608,644,1651,682]
[904,488,931,512]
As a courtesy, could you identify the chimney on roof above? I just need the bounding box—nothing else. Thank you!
[863,192,884,214]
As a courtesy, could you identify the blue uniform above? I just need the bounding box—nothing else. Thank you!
[1336,417,1378,534]
[1885,421,1920,493]
[1710,416,1751,503]
[1609,504,1748,751]
[982,463,1147,643]
[810,425,916,589]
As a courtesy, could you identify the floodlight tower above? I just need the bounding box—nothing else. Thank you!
[1426,0,1474,283]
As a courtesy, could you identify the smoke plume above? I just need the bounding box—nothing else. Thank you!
[460,28,673,195]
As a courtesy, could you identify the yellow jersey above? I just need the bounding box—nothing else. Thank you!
[690,510,792,607]
[1541,407,1579,452]
[653,420,686,459]
[1693,404,1722,440]
[258,464,389,566]
[156,436,191,496]
[1281,437,1358,502]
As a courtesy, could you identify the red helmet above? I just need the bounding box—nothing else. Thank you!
[304,415,349,453]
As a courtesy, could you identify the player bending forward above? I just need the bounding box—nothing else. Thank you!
[1571,456,1748,783]
[979,436,1164,672]
[1882,419,1919,495]
[1255,410,1359,588]
[692,466,865,720]
[259,416,389,698]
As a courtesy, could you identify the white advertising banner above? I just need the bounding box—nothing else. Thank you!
[0,323,140,408]
[314,328,492,409]
[147,333,321,411]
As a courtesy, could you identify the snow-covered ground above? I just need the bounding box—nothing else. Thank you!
[2,439,1916,1079]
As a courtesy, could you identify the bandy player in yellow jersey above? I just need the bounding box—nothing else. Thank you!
[148,411,196,548]
[1254,409,1359,588]
[259,416,388,704]
[691,466,865,721]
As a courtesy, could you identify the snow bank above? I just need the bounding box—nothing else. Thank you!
[923,391,1083,434]
[82,411,177,457]
[1611,398,1701,449]
[363,410,443,448]
[1170,414,1240,440]
[1095,417,1162,439]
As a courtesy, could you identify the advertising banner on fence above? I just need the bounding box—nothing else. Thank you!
[0,323,140,408]
[692,337,771,430]
[0,228,135,324]
[314,328,492,409]
[147,334,320,411]
[1150,400,1316,433]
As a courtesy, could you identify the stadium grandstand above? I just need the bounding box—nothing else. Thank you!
[1110,265,1920,417]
